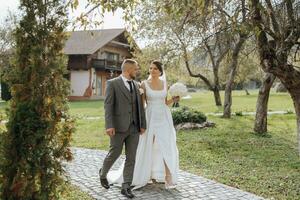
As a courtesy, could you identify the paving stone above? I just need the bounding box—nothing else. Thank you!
[64,147,265,200]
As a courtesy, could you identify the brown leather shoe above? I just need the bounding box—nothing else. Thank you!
[121,188,135,198]
[99,168,110,189]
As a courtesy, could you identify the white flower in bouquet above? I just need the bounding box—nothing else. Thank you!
[139,88,145,95]
[169,82,188,97]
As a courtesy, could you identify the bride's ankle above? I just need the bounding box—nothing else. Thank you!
[165,175,172,184]
[165,175,176,189]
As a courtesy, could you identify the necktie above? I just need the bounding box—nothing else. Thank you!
[127,80,133,93]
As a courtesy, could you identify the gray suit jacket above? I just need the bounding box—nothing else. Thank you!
[104,76,146,133]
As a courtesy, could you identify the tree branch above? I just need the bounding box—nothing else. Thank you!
[265,0,280,34]
[285,0,295,26]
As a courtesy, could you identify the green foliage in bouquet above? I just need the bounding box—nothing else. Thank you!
[171,106,207,125]
[0,1,75,199]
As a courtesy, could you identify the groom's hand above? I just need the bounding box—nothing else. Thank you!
[140,128,146,135]
[106,128,115,136]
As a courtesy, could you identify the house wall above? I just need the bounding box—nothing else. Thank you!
[70,70,90,96]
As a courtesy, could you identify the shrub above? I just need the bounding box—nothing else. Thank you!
[1,82,12,101]
[235,111,243,116]
[0,1,75,199]
[171,106,206,125]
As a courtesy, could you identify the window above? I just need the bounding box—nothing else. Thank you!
[106,52,119,62]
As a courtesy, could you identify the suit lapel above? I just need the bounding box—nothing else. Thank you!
[116,76,131,101]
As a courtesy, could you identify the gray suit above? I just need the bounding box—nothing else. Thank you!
[100,76,146,189]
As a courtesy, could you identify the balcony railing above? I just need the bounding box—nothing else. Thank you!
[92,59,122,71]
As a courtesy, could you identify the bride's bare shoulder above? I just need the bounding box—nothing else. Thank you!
[141,80,147,89]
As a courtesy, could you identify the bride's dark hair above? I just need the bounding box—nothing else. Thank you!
[151,60,163,76]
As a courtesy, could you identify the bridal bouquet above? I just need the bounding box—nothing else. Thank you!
[169,82,188,97]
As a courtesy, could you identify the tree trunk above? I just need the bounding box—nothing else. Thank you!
[254,73,275,133]
[287,87,300,156]
[223,67,237,118]
[250,0,300,155]
[245,89,250,95]
[213,87,222,106]
[244,87,250,95]
[281,79,300,156]
[182,48,222,106]
[223,35,247,118]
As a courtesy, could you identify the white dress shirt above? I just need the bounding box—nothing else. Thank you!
[121,74,133,92]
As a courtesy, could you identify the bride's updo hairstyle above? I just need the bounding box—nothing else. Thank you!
[151,60,163,76]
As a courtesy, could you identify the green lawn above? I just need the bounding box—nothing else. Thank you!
[60,184,93,200]
[0,101,7,116]
[182,90,294,113]
[67,90,295,116]
[0,90,295,117]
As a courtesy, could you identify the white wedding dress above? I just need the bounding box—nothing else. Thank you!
[107,79,179,189]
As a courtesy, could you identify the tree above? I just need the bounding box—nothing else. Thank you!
[133,0,232,106]
[220,39,264,94]
[0,13,16,101]
[250,0,300,154]
[214,0,250,118]
[1,0,74,199]
[254,73,276,133]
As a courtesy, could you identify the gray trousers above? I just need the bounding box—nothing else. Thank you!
[100,123,139,189]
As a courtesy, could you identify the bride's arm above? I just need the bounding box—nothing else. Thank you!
[165,85,180,106]
[166,97,180,106]
[165,97,174,106]
[140,81,147,108]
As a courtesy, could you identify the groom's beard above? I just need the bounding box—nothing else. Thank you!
[129,74,136,80]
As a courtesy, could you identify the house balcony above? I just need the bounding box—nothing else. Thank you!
[92,59,123,72]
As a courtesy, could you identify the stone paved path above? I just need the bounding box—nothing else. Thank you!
[64,147,264,200]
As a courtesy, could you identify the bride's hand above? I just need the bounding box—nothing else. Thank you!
[172,96,180,103]
[140,128,146,135]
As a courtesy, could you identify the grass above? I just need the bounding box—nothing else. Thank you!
[177,115,299,200]
[60,183,93,200]
[0,101,7,116]
[69,100,105,118]
[72,119,108,149]
[181,90,294,113]
[68,90,295,115]
[0,90,295,118]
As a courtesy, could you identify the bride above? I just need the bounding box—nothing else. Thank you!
[107,60,179,190]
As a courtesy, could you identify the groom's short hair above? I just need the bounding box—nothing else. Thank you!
[121,59,137,71]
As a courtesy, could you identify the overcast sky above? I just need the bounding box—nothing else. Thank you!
[0,0,150,48]
[0,0,125,29]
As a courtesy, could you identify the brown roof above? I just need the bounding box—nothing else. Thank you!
[64,28,126,55]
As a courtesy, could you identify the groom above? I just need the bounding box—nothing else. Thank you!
[99,59,146,198]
